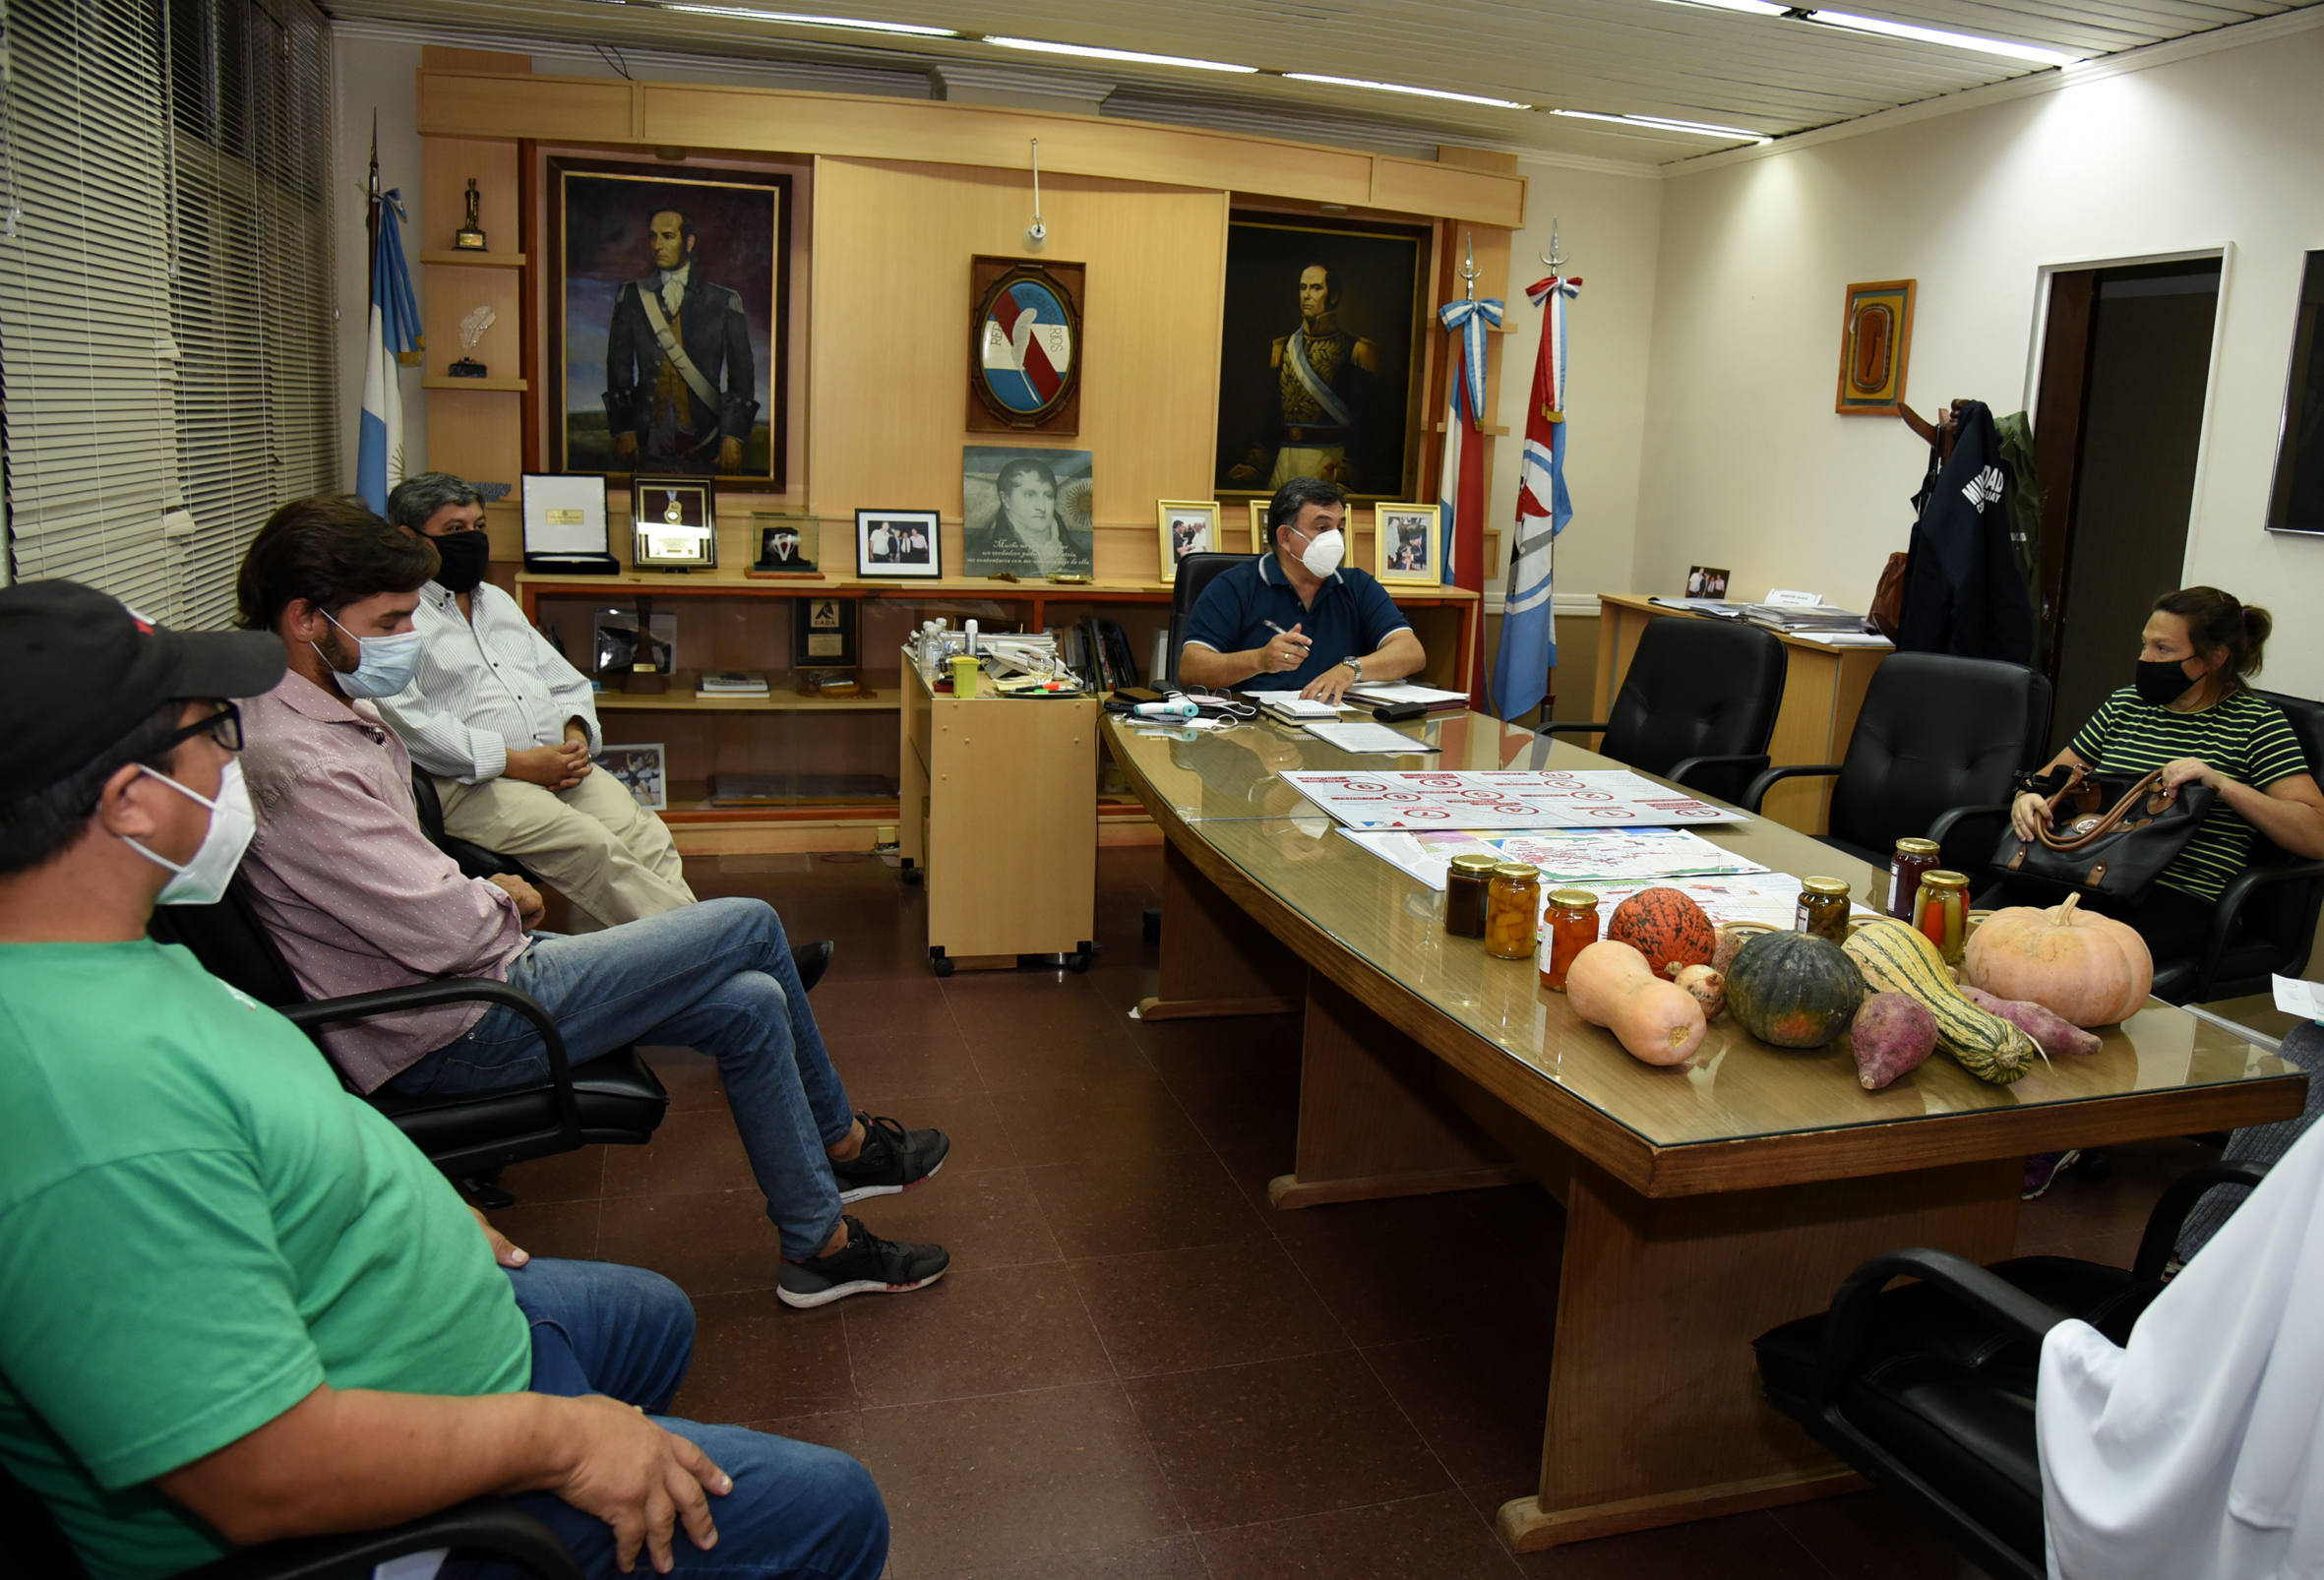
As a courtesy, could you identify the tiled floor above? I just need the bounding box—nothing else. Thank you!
[492,844,2203,1579]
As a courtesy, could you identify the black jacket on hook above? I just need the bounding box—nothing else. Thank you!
[1896,399,2035,665]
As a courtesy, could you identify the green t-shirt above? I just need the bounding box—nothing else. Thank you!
[2067,686,2313,902]
[0,941,532,1580]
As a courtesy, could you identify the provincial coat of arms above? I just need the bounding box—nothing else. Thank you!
[967,257,1084,434]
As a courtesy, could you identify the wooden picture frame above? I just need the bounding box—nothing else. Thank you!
[791,595,860,668]
[968,256,1084,436]
[1155,501,1221,581]
[1836,279,1916,416]
[1373,502,1441,585]
[631,477,716,570]
[855,509,942,578]
[1247,499,1270,553]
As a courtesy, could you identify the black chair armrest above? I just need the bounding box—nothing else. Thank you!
[2190,858,2324,1003]
[1664,753,1770,795]
[1741,764,1845,815]
[1926,802,2016,875]
[282,980,581,1139]
[2132,1160,2272,1284]
[1814,1247,2070,1411]
[180,1496,581,1580]
[1926,802,2014,849]
[1537,720,1612,737]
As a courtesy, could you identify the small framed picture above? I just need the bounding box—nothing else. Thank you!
[631,478,716,570]
[792,596,859,668]
[1247,499,1270,553]
[1155,501,1221,581]
[855,509,943,578]
[594,743,668,811]
[1686,565,1732,599]
[1373,502,1440,585]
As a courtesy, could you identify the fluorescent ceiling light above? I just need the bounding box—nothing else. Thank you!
[1284,73,1531,109]
[984,35,1257,71]
[658,4,958,34]
[1550,108,1771,143]
[1655,0,1791,15]
[1800,10,2082,64]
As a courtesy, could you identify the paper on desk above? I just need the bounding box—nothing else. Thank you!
[1302,720,1440,755]
[1344,682,1469,706]
[2273,975,2324,1021]
[1561,873,1879,938]
[1340,827,1767,890]
[1789,631,1893,648]
[1279,768,1740,829]
[1261,696,1346,719]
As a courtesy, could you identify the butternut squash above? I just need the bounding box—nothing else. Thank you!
[1568,940,1707,1066]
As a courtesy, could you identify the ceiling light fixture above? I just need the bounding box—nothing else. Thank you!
[1657,0,1792,15]
[984,35,1257,71]
[1550,108,1772,143]
[657,4,959,35]
[1283,73,1531,109]
[1797,10,2082,65]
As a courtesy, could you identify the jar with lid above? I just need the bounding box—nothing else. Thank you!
[1888,837,1942,921]
[1444,853,1499,940]
[1795,876,1853,943]
[1538,889,1601,991]
[1913,869,1974,965]
[1485,863,1542,960]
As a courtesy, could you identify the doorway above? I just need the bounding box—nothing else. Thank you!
[2033,257,2223,754]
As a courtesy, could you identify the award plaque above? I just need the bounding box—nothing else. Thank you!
[631,477,716,572]
[454,178,488,251]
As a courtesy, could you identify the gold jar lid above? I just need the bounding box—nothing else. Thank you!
[1548,888,1600,908]
[1802,876,1851,896]
[1446,853,1502,876]
[1921,869,1973,889]
[1894,836,1941,856]
[1493,863,1542,881]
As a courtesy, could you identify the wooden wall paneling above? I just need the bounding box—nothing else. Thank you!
[519,140,539,473]
[425,387,522,508]
[422,139,520,255]
[421,75,638,146]
[421,264,521,389]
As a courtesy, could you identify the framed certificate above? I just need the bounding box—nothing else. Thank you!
[632,477,717,571]
[520,473,616,573]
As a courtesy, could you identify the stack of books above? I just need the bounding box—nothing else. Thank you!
[696,670,770,700]
[1742,602,1869,634]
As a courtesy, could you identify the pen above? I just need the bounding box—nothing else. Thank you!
[1261,620,1310,641]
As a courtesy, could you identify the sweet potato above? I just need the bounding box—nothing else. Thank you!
[1568,941,1706,1066]
[1666,961,1726,1020]
[1958,984,2104,1058]
[1851,991,1936,1090]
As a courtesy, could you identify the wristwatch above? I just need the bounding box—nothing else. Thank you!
[1338,656,1363,682]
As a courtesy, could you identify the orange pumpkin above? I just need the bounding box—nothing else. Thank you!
[1962,894,2153,1028]
[1608,887,1717,978]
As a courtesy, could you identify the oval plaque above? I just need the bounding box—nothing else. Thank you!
[971,264,1081,428]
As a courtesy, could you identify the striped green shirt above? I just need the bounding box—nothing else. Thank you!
[2067,687,2311,902]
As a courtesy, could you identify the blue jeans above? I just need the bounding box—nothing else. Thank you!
[445,1257,888,1580]
[391,897,854,1259]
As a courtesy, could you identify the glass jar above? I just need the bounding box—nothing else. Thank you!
[1444,853,1499,940]
[1485,863,1542,960]
[1888,836,1942,921]
[1795,876,1852,943]
[1538,888,1602,992]
[1913,869,1974,965]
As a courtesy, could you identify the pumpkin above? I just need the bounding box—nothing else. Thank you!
[1962,894,2153,1028]
[1843,917,2038,1084]
[1608,887,1718,978]
[1724,930,1865,1049]
[1567,941,1707,1066]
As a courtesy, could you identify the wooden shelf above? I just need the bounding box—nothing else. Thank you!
[422,375,528,392]
[420,249,527,268]
[595,671,904,713]
[518,572,1480,603]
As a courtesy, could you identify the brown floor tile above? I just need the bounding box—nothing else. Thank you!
[1128,1350,1452,1529]
[597,1188,789,1297]
[495,1141,606,1205]
[815,976,961,1043]
[1165,1070,1300,1142]
[969,1027,1161,1092]
[857,1090,1016,1172]
[1199,1490,1521,1579]
[826,1031,990,1101]
[1070,1240,1350,1376]
[991,1079,1210,1163]
[1128,1013,1305,1088]
[641,1046,731,1113]
[1363,1334,1553,1489]
[1769,1490,1988,1578]
[1273,1198,1556,1347]
[931,1535,1209,1580]
[845,1382,1185,1575]
[669,1291,855,1425]
[604,1105,757,1198]
[842,1262,1114,1406]
[848,1162,1062,1269]
[489,1196,602,1264]
[1025,1150,1272,1259]
[1502,1505,1820,1578]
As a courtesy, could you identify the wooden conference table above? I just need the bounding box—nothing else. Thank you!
[1104,707,2306,1553]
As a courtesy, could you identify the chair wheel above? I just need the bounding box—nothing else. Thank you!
[2076,1149,2112,1184]
[1066,950,1091,973]
[463,1175,517,1210]
[931,955,955,978]
[899,859,923,886]
[1142,906,1162,942]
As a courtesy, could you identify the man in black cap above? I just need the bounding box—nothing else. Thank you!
[0,580,889,1580]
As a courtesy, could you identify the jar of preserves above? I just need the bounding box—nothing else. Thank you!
[1538,888,1602,992]
[1795,876,1852,943]
[1444,853,1499,939]
[1888,836,1942,921]
[1485,863,1542,961]
[1913,869,1974,965]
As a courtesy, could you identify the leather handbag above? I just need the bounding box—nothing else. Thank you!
[1988,765,2216,903]
[1869,551,1909,640]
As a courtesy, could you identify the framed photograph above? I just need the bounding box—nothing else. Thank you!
[1155,500,1220,581]
[550,157,790,483]
[1248,499,1271,553]
[1373,502,1440,585]
[1214,213,1431,503]
[962,447,1093,577]
[968,256,1084,436]
[855,509,942,578]
[792,596,859,668]
[632,477,716,570]
[1686,565,1732,598]
[1836,278,1916,416]
[520,473,615,572]
[594,743,668,812]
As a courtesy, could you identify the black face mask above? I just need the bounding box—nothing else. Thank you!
[431,529,491,594]
[2134,657,2195,707]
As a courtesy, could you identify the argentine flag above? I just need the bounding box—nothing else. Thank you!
[357,187,420,513]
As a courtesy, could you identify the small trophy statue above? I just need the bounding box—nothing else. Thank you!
[450,305,494,379]
[454,178,487,251]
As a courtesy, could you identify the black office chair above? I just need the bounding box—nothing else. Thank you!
[412,766,538,883]
[1165,552,1257,690]
[1751,1158,2269,1580]
[1538,618,1789,804]
[1743,653,2050,874]
[4,1464,580,1579]
[147,884,668,1184]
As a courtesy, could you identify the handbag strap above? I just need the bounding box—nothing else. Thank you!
[2035,767,2171,853]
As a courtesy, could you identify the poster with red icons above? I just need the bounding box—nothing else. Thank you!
[1278,769,1743,830]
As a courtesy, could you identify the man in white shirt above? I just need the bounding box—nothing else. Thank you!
[379,473,696,928]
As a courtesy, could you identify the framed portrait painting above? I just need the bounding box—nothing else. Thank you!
[1835,279,1915,416]
[1155,501,1220,581]
[550,157,790,484]
[855,510,942,579]
[1373,503,1440,586]
[962,447,1094,577]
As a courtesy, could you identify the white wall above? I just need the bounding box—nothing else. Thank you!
[1634,21,2324,694]
[332,34,426,491]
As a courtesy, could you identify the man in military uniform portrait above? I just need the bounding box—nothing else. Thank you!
[1226,265,1379,492]
[604,208,759,475]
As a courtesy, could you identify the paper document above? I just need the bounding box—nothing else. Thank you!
[1261,696,1345,719]
[1789,631,1893,648]
[2274,975,2324,1021]
[1345,682,1468,707]
[1279,768,1742,829]
[1301,721,1440,755]
[1564,873,1878,937]
[1340,827,1767,890]
[1646,598,1744,617]
[1763,588,1824,607]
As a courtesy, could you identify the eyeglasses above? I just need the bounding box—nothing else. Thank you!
[158,701,244,755]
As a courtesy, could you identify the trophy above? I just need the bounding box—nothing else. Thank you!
[454,178,487,251]
[450,305,494,378]
[751,512,822,577]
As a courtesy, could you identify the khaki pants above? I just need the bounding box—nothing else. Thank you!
[438,767,697,928]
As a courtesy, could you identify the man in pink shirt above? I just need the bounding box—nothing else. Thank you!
[234,496,947,1310]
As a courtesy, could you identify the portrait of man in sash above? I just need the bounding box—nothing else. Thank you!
[605,209,755,473]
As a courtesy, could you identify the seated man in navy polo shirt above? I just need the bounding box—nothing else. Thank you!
[1180,476,1428,703]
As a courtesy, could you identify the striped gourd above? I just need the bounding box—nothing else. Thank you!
[1843,917,2038,1085]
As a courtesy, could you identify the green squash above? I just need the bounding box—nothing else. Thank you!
[1726,930,1866,1049]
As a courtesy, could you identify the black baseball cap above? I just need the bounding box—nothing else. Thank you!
[0,579,285,799]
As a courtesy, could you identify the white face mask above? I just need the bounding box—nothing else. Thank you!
[1290,524,1346,578]
[316,610,423,699]
[125,759,256,907]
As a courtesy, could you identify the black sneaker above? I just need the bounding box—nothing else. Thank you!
[830,1113,949,1204]
[778,1216,949,1308]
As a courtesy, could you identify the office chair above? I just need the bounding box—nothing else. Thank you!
[1165,552,1257,690]
[1751,1157,2270,1580]
[411,765,539,883]
[3,1465,581,1580]
[1742,652,2050,874]
[1538,617,1789,803]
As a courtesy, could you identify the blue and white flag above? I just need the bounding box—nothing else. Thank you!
[357,168,420,514]
[1491,272,1581,721]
